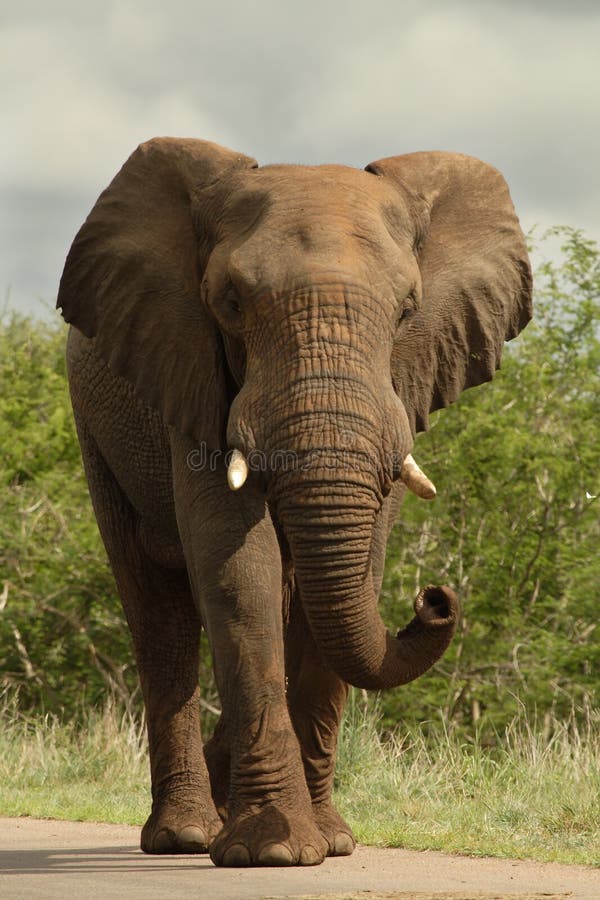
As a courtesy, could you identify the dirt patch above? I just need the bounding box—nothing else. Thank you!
[267,893,572,900]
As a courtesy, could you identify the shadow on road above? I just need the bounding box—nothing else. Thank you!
[0,845,214,874]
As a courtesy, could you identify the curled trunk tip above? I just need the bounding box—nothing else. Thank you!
[411,584,458,630]
[277,488,458,691]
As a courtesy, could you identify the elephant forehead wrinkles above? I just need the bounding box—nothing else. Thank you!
[251,285,394,356]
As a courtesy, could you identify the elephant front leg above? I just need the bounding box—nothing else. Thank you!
[102,543,222,855]
[75,421,220,854]
[134,580,222,854]
[285,595,355,857]
[172,451,328,867]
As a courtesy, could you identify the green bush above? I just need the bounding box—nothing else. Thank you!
[0,316,137,713]
[380,228,600,732]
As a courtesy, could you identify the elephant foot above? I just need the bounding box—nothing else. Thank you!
[141,800,222,854]
[312,800,356,856]
[209,802,328,867]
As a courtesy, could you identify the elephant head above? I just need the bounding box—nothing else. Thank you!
[57,138,532,690]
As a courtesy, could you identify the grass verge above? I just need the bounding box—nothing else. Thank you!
[0,694,598,866]
[336,697,600,866]
[0,697,149,825]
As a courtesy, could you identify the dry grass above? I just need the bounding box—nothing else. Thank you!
[335,697,600,866]
[0,693,598,866]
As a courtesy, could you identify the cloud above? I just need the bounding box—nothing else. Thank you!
[1,17,235,194]
[2,0,600,314]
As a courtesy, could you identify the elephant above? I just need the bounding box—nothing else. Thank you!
[57,138,532,867]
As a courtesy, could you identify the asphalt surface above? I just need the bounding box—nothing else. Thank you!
[0,817,598,899]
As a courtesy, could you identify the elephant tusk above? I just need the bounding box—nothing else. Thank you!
[227,449,248,491]
[400,454,436,500]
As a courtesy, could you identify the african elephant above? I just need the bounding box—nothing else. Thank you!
[57,138,532,867]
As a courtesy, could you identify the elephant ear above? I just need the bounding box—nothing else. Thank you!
[366,152,532,433]
[57,137,258,447]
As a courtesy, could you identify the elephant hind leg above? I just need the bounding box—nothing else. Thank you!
[203,713,230,822]
[285,590,356,857]
[74,416,220,853]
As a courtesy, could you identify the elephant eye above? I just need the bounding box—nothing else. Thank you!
[396,305,415,328]
[396,287,418,328]
[225,287,242,315]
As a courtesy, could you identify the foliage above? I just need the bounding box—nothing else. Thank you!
[0,316,139,713]
[380,227,600,733]
[0,228,598,738]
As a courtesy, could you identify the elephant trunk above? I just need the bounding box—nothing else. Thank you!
[227,302,458,689]
[276,484,458,690]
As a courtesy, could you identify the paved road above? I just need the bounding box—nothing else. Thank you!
[0,817,598,899]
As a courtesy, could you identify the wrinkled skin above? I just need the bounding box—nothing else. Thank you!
[58,139,532,866]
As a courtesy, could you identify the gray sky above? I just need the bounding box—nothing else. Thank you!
[2,0,599,317]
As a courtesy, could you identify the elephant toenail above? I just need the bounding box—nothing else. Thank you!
[177,825,208,852]
[257,842,294,865]
[299,845,321,865]
[222,843,251,866]
[333,832,355,856]
[152,828,174,853]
